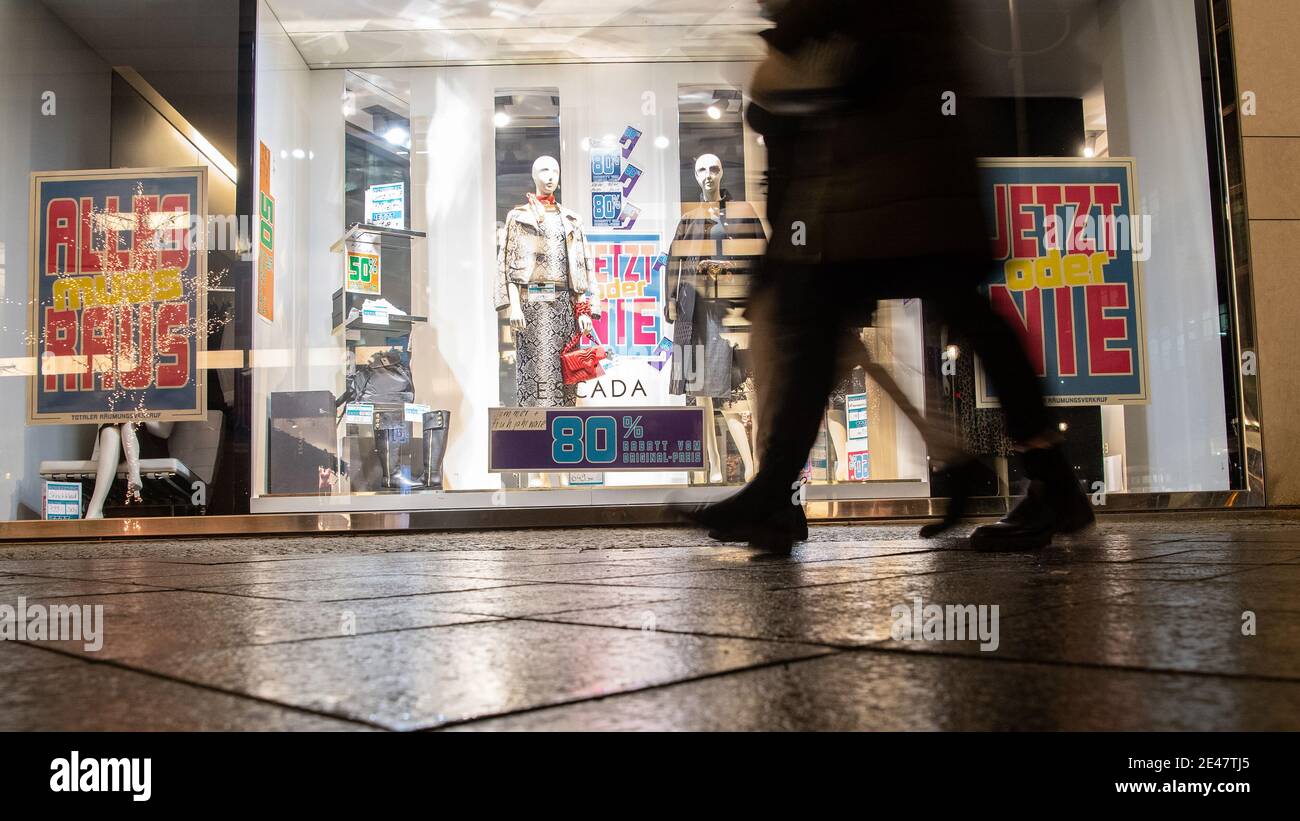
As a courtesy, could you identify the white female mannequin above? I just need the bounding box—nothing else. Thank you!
[669,154,761,483]
[85,421,175,519]
[507,157,595,337]
[496,155,597,488]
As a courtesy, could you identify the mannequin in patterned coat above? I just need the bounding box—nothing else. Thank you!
[496,155,599,409]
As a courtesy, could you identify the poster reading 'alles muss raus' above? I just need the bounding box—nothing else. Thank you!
[28,167,207,425]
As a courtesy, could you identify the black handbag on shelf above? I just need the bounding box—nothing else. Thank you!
[347,349,415,405]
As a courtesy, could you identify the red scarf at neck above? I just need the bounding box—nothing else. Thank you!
[533,192,557,206]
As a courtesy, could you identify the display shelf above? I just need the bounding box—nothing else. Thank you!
[329,222,427,253]
[335,313,429,335]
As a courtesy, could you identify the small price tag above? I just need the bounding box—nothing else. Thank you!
[43,481,82,520]
[344,403,375,426]
[846,392,869,441]
[403,403,431,424]
[526,284,558,303]
[361,305,389,326]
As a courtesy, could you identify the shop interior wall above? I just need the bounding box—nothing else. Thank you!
[1100,0,1231,492]
[0,0,109,519]
[1231,0,1300,506]
[250,0,338,500]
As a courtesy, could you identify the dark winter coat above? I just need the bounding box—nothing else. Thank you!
[752,0,989,271]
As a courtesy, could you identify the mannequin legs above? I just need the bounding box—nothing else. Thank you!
[120,422,144,503]
[699,397,724,484]
[827,411,849,481]
[84,421,177,518]
[723,412,756,482]
[85,426,121,520]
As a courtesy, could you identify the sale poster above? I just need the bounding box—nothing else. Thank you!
[488,407,705,472]
[257,142,275,322]
[346,250,381,295]
[977,158,1148,407]
[588,234,665,360]
[28,167,208,425]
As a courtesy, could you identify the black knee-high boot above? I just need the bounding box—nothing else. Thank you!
[421,411,450,490]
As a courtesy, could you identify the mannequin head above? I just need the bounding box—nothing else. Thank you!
[532,156,560,198]
[695,154,723,202]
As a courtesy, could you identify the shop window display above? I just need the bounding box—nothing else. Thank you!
[0,0,1252,527]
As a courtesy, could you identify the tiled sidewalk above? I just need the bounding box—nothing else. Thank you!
[2,514,1299,731]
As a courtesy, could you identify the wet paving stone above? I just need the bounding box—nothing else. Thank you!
[3,513,1300,730]
[0,664,373,731]
[107,620,830,730]
[448,650,1300,731]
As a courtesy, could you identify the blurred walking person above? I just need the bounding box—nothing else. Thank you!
[686,0,1093,552]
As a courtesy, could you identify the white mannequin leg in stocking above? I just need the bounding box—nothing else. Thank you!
[827,410,849,481]
[85,425,121,520]
[699,397,724,483]
[723,412,755,482]
[120,422,143,504]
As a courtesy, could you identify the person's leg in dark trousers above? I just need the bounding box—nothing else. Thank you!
[690,264,843,550]
[902,257,1094,549]
[925,286,1053,446]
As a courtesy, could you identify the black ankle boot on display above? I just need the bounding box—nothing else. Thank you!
[919,456,983,539]
[969,444,1095,551]
[421,410,450,490]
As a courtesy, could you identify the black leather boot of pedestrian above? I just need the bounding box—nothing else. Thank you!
[919,457,982,538]
[678,489,808,554]
[708,503,808,554]
[969,445,1094,551]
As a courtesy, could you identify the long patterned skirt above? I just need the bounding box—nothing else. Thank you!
[515,291,578,408]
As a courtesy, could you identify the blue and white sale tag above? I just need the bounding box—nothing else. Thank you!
[591,191,624,228]
[44,481,82,520]
[403,402,431,424]
[344,403,375,427]
[846,392,869,441]
[361,304,389,325]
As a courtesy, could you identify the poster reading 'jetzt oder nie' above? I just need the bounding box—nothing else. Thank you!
[977,158,1149,407]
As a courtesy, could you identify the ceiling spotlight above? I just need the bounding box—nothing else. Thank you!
[706,105,722,120]
[654,135,670,149]
[493,112,512,128]
[1083,146,1095,158]
[384,127,409,147]
[291,148,305,159]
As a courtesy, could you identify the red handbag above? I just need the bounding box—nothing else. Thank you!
[561,333,607,385]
